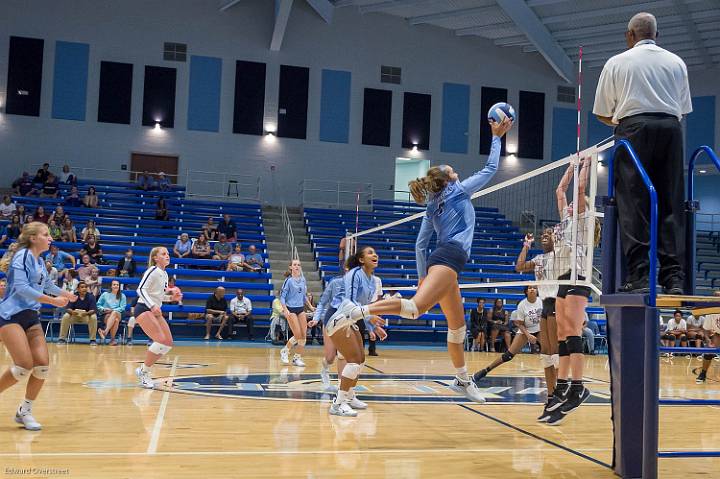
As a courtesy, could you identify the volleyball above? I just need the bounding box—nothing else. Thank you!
[487,102,516,123]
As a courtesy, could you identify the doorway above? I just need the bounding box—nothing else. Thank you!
[130,152,179,184]
[394,157,429,202]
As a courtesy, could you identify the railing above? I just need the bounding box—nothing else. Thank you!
[299,179,373,211]
[697,213,720,232]
[30,164,181,184]
[185,171,260,203]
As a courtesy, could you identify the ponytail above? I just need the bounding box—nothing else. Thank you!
[408,166,451,205]
[345,245,372,270]
[0,222,47,273]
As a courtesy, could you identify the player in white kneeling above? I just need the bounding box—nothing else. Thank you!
[133,247,181,388]
[326,247,387,417]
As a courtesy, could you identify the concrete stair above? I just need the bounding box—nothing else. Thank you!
[262,206,322,297]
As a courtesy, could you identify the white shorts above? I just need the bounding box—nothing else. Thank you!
[703,314,720,335]
[325,299,359,337]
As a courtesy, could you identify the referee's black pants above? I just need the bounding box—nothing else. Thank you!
[614,114,685,287]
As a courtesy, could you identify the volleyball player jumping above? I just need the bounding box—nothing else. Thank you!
[329,118,513,403]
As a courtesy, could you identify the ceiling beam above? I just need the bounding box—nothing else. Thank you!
[526,0,572,6]
[306,0,333,23]
[455,22,516,37]
[333,0,357,6]
[541,0,704,25]
[492,34,529,45]
[270,0,294,51]
[218,0,243,11]
[495,0,575,82]
[360,0,439,15]
[408,6,500,25]
[524,30,713,53]
[672,0,713,68]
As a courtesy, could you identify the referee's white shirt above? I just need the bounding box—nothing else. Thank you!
[593,39,692,124]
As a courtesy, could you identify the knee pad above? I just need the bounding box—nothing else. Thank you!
[552,354,559,368]
[148,342,172,356]
[336,351,345,361]
[679,335,687,342]
[341,363,362,380]
[447,326,467,344]
[10,365,31,380]
[558,341,569,357]
[399,299,419,319]
[127,317,136,328]
[703,354,716,361]
[297,338,307,347]
[566,336,583,354]
[540,354,554,369]
[501,351,515,363]
[32,365,49,380]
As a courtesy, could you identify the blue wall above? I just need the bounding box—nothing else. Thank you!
[51,41,89,121]
[686,96,716,164]
[551,107,576,160]
[187,55,222,132]
[587,111,613,148]
[319,69,351,143]
[440,83,470,154]
[696,175,720,230]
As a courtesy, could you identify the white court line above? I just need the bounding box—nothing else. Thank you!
[147,355,179,454]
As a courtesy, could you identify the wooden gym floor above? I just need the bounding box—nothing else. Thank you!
[0,343,719,478]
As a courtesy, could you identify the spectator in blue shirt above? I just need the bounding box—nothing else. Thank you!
[45,245,76,275]
[137,171,153,191]
[173,233,192,259]
[217,214,237,242]
[157,172,171,191]
[245,244,264,272]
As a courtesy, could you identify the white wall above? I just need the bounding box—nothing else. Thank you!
[0,0,587,206]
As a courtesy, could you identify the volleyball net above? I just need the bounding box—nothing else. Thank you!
[344,139,615,297]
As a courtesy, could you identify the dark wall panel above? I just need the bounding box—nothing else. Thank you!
[519,90,545,159]
[142,66,176,128]
[233,60,266,135]
[402,92,431,150]
[362,88,392,147]
[278,65,309,139]
[97,61,133,124]
[479,86,507,155]
[5,36,44,116]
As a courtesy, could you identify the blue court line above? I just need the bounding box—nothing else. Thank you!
[364,364,385,374]
[458,404,613,470]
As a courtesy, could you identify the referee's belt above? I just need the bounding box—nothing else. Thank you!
[618,112,677,123]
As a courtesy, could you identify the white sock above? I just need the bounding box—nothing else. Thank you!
[322,358,331,369]
[335,390,350,404]
[140,364,151,374]
[350,305,370,320]
[348,388,356,399]
[456,366,470,382]
[19,399,33,415]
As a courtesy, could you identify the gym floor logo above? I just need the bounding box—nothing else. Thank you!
[155,373,611,405]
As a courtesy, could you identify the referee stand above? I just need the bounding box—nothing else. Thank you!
[600,142,720,479]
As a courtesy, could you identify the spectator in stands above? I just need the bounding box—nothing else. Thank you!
[41,173,59,198]
[59,164,76,184]
[80,234,103,263]
[582,314,598,355]
[137,171,153,191]
[4,215,22,242]
[77,254,98,281]
[15,205,26,225]
[46,244,76,276]
[173,233,192,259]
[86,268,102,297]
[83,186,99,208]
[117,248,137,278]
[686,313,705,347]
[204,286,229,340]
[217,214,237,241]
[661,310,688,347]
[244,244,264,272]
[202,217,218,241]
[470,298,488,352]
[229,289,254,341]
[97,279,126,346]
[165,277,182,305]
[1,244,18,268]
[0,278,6,299]
[64,185,82,208]
[212,234,232,265]
[61,269,79,294]
[58,281,98,345]
[489,299,511,352]
[157,172,171,192]
[33,163,51,183]
[12,172,36,196]
[191,235,212,261]
[45,260,59,286]
[227,244,250,272]
[50,206,67,225]
[33,206,50,224]
[0,195,17,218]
[155,199,170,222]
[81,220,100,242]
[47,218,62,241]
[61,217,77,243]
[269,292,287,345]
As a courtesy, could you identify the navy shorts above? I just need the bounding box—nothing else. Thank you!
[323,307,337,326]
[287,306,305,315]
[0,310,41,331]
[427,241,468,275]
[134,302,153,317]
[557,272,592,298]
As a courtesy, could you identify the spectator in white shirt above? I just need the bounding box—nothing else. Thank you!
[0,196,16,218]
[661,310,688,348]
[593,12,692,295]
[685,313,705,348]
[229,289,254,341]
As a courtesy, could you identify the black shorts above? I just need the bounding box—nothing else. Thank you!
[427,241,468,275]
[286,306,305,315]
[0,310,41,331]
[134,302,153,317]
[557,272,592,299]
[323,307,337,326]
[542,298,556,318]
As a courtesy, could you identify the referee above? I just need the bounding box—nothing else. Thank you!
[593,12,692,295]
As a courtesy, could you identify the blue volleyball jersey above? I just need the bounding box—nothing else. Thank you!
[316,275,344,325]
[343,266,376,306]
[0,248,64,320]
[415,136,501,277]
[280,275,307,308]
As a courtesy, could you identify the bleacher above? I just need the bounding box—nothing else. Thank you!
[304,199,607,346]
[2,177,272,340]
[696,230,720,292]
